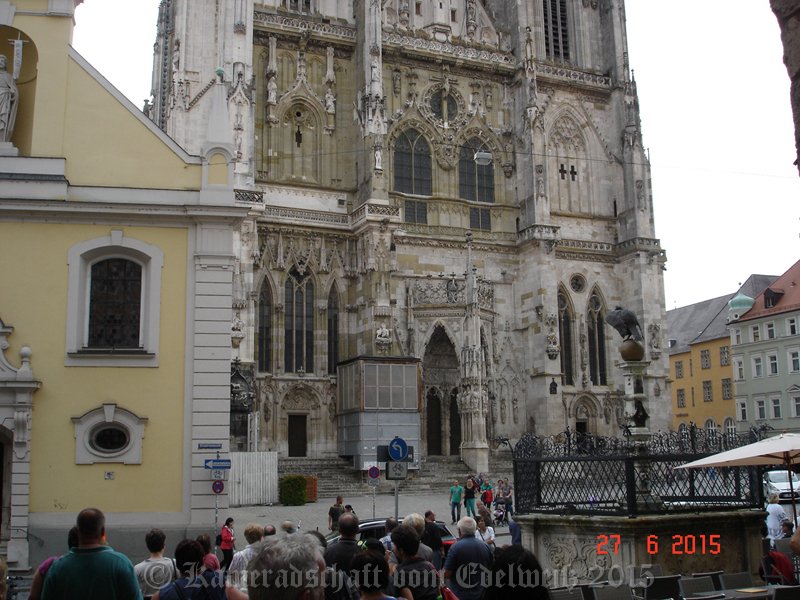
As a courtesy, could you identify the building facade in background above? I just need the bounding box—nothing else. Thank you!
[148,0,670,472]
[666,276,776,437]
[0,0,247,569]
[730,259,800,434]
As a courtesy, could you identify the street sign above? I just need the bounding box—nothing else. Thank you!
[212,480,224,494]
[385,460,408,480]
[204,459,231,469]
[388,437,408,461]
[368,478,379,487]
[198,443,223,450]
[367,465,381,479]
[211,469,225,480]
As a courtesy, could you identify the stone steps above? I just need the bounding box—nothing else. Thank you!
[276,453,516,500]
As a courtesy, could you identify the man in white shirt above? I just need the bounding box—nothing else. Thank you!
[229,523,265,591]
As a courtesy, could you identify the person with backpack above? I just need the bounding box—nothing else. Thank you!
[134,529,178,599]
[218,517,236,571]
[151,539,246,600]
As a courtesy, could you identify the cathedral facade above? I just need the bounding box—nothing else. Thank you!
[149,0,670,471]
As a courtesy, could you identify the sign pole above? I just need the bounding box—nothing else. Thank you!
[372,485,376,519]
[394,480,399,521]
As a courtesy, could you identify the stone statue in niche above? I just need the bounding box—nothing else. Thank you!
[267,77,278,105]
[374,146,383,171]
[376,322,391,343]
[0,55,18,144]
[325,87,336,114]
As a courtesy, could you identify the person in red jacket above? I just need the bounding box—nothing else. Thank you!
[220,517,236,571]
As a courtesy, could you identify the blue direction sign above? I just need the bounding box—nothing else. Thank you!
[388,437,408,461]
[204,459,231,469]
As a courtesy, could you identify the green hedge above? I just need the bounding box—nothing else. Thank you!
[280,474,308,506]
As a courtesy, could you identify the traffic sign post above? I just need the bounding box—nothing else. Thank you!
[386,458,408,521]
[368,465,380,479]
[204,458,231,469]
[212,480,224,494]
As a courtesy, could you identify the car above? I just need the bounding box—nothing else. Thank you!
[763,469,800,503]
[325,517,457,555]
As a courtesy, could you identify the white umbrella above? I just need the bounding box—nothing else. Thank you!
[676,432,800,522]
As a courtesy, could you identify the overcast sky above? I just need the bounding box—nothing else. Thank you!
[71,1,800,311]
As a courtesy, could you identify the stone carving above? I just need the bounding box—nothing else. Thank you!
[282,385,320,410]
[325,87,336,114]
[412,277,494,310]
[512,398,519,424]
[376,322,391,345]
[0,55,19,144]
[499,397,507,424]
[267,76,278,105]
[648,322,662,357]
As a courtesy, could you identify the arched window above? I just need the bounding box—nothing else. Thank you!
[558,290,574,386]
[327,286,339,375]
[705,419,718,438]
[88,258,143,348]
[459,137,494,203]
[257,279,273,373]
[724,417,736,437]
[587,291,607,385]
[543,0,570,63]
[285,269,314,373]
[394,128,432,196]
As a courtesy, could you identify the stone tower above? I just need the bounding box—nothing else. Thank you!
[149,0,669,470]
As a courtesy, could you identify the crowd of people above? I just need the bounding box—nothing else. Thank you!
[23,499,547,600]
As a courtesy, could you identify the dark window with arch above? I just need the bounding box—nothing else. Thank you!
[469,207,491,231]
[88,258,142,348]
[285,269,314,373]
[327,286,339,375]
[258,280,273,372]
[587,292,607,385]
[394,129,432,196]
[459,138,494,203]
[558,291,574,386]
[430,90,458,123]
[543,0,570,63]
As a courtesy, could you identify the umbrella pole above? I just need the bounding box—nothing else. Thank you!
[787,460,798,525]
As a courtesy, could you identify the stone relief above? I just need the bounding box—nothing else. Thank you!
[281,384,321,411]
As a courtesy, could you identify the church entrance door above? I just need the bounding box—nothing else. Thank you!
[426,389,442,455]
[287,415,307,457]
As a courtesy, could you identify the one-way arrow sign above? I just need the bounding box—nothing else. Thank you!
[204,459,231,469]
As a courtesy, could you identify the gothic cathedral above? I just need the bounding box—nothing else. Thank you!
[149,0,669,472]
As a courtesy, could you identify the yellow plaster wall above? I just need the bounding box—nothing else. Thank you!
[63,59,202,189]
[0,222,188,513]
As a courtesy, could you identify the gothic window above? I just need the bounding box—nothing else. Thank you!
[587,291,607,385]
[404,199,428,224]
[469,208,491,231]
[285,0,311,13]
[558,290,574,386]
[430,90,458,123]
[327,286,339,375]
[88,259,142,348]
[285,269,314,374]
[543,0,570,63]
[459,138,494,203]
[258,279,273,373]
[394,129,432,196]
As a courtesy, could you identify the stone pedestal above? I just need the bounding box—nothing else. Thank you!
[0,142,19,156]
[517,510,764,582]
[462,442,489,474]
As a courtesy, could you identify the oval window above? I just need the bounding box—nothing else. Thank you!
[90,425,130,454]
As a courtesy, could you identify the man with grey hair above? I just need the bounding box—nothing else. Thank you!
[443,516,492,600]
[399,513,433,561]
[247,532,325,600]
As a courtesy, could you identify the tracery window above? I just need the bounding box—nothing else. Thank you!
[88,258,142,348]
[543,0,570,62]
[587,292,607,385]
[327,286,339,375]
[459,137,494,204]
[258,279,273,373]
[558,291,574,386]
[394,128,432,196]
[285,269,314,373]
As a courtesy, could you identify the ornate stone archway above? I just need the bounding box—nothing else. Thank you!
[422,326,460,457]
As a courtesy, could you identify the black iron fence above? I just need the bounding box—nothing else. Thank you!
[510,427,767,517]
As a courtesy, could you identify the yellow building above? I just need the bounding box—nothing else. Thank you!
[667,276,775,436]
[0,1,247,568]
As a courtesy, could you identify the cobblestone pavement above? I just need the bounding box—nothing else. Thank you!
[226,489,511,542]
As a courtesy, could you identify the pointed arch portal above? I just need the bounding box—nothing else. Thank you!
[422,326,460,456]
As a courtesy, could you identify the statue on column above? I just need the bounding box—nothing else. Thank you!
[0,55,19,144]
